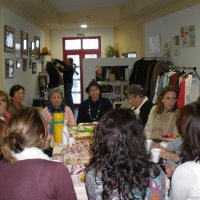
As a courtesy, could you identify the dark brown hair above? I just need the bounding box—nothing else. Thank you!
[177,102,200,162]
[156,85,178,114]
[9,84,25,98]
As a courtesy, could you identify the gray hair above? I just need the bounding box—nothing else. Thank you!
[48,87,64,99]
[125,84,145,97]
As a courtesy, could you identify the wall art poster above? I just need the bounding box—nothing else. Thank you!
[172,35,180,56]
[180,25,195,48]
[149,35,161,54]
[5,59,14,78]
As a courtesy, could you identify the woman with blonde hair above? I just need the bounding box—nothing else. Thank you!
[145,85,179,139]
[0,107,76,200]
[0,90,11,124]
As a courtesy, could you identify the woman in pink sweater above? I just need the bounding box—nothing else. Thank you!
[42,88,76,148]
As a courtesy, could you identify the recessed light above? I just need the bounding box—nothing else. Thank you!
[81,24,87,29]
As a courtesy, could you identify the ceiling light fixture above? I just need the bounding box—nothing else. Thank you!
[81,24,88,29]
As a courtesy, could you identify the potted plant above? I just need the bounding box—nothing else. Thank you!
[104,45,119,57]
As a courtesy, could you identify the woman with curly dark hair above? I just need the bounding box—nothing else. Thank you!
[170,102,200,199]
[86,108,166,199]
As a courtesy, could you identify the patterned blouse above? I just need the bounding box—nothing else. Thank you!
[86,166,166,200]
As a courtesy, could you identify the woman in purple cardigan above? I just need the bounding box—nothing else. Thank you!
[0,107,77,200]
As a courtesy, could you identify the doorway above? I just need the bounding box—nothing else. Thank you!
[63,36,101,107]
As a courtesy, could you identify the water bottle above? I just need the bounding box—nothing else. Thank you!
[52,113,64,143]
[62,120,69,145]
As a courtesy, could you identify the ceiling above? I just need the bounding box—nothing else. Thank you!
[4,0,199,30]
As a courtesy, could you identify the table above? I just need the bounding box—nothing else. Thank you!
[52,123,95,200]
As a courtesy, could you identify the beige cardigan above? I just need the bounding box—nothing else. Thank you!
[145,105,179,139]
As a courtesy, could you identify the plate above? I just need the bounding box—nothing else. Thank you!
[160,133,179,142]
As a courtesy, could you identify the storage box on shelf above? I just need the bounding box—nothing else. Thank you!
[97,81,129,107]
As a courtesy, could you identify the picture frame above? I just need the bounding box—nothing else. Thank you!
[32,62,36,74]
[21,30,29,56]
[5,58,14,78]
[22,57,28,71]
[16,60,21,69]
[15,43,21,58]
[4,25,15,53]
[34,36,40,60]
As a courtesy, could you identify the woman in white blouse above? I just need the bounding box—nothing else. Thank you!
[170,102,200,199]
[145,85,179,139]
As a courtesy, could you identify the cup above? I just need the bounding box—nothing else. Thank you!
[151,148,161,163]
[145,139,152,153]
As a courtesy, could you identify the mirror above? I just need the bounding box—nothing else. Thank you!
[21,30,28,56]
[34,36,40,60]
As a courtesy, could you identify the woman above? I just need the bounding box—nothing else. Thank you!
[0,107,77,200]
[86,108,166,199]
[0,90,11,124]
[42,88,76,131]
[170,102,200,199]
[77,79,112,124]
[42,88,76,149]
[145,85,179,139]
[8,84,25,118]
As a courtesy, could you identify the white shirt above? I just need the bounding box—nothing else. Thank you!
[170,161,200,200]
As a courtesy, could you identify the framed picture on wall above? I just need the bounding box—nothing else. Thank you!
[15,43,21,58]
[16,60,21,69]
[32,62,37,74]
[4,25,15,53]
[22,57,28,71]
[5,59,14,78]
[34,36,40,60]
[21,30,29,56]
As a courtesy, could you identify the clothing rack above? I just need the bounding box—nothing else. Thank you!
[170,66,200,79]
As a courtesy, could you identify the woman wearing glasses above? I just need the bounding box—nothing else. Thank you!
[8,84,25,117]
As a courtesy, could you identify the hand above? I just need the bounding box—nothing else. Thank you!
[165,163,176,177]
[160,148,180,162]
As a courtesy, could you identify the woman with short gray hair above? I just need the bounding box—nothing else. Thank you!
[42,88,76,147]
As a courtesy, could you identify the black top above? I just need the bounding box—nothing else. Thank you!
[46,62,60,88]
[139,100,154,125]
[55,59,74,84]
[77,97,113,124]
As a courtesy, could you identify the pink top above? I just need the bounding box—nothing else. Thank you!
[42,106,76,135]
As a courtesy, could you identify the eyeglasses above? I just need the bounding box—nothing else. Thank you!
[14,92,24,96]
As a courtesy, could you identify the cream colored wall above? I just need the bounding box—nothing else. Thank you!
[51,28,114,59]
[0,5,46,106]
[114,19,144,58]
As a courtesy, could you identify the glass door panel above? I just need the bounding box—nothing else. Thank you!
[66,54,81,104]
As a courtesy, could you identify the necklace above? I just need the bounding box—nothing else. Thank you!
[88,102,101,121]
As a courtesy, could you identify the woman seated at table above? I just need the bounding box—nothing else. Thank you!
[8,84,25,118]
[145,85,179,139]
[0,107,77,200]
[42,88,76,147]
[86,108,166,199]
[42,88,76,130]
[170,102,200,199]
[77,79,112,124]
[0,90,11,124]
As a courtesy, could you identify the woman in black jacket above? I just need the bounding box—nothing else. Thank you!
[77,80,113,124]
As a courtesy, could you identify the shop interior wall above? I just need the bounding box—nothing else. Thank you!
[0,5,46,106]
[51,28,114,60]
[114,19,144,59]
[144,3,200,75]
